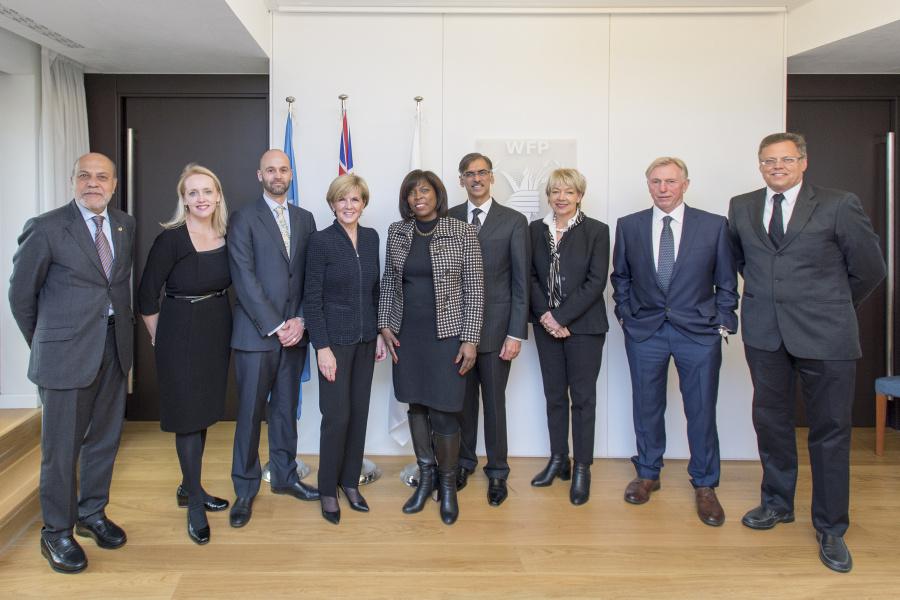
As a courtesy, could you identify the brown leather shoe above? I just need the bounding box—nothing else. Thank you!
[624,477,660,504]
[695,487,725,527]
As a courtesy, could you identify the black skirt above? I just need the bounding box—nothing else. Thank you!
[392,221,465,412]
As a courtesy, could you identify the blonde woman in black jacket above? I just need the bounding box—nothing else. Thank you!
[304,174,386,525]
[378,169,484,525]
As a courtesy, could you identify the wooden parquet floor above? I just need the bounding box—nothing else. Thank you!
[1,422,898,599]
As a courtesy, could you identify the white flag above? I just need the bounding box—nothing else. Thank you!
[388,100,426,446]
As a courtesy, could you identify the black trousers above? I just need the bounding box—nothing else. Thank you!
[744,343,855,536]
[231,344,306,498]
[533,328,606,465]
[458,351,511,479]
[39,322,125,540]
[317,340,376,496]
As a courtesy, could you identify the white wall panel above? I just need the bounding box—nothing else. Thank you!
[607,13,786,460]
[272,10,785,461]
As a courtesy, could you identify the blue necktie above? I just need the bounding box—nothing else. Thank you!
[657,215,674,294]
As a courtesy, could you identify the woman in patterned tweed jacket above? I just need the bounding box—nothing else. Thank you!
[378,169,484,525]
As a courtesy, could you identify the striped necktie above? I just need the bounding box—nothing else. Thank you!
[92,215,113,279]
[471,208,482,231]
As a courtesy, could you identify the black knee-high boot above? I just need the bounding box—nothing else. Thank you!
[434,430,460,525]
[403,412,436,514]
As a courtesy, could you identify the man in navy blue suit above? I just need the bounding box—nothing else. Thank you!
[611,156,738,526]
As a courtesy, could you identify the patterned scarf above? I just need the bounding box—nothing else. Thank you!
[544,209,584,308]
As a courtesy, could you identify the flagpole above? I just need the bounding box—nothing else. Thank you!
[336,92,381,485]
[401,95,427,488]
[262,94,313,485]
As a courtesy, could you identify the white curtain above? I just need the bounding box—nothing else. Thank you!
[39,48,89,213]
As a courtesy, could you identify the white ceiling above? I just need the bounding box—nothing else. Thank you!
[2,0,897,74]
[0,0,269,73]
[788,19,900,74]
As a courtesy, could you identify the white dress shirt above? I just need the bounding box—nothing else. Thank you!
[762,180,802,232]
[652,202,685,269]
[467,197,493,225]
[264,194,291,237]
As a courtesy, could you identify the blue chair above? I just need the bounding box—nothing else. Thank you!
[876,376,900,455]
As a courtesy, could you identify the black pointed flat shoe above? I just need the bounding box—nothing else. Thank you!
[177,485,230,511]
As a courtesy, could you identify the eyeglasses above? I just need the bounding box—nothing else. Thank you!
[759,156,804,168]
[462,169,491,179]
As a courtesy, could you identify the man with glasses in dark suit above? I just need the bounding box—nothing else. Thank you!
[729,132,885,573]
[449,152,529,506]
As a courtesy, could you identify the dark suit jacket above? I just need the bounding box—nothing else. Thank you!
[728,182,885,360]
[227,197,316,352]
[449,201,529,353]
[303,221,380,349]
[529,215,610,335]
[9,200,135,389]
[378,217,484,345]
[611,205,738,345]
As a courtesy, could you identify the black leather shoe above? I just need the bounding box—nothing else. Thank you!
[187,512,210,545]
[320,497,341,525]
[740,505,795,530]
[456,467,473,491]
[569,463,591,505]
[40,535,87,574]
[271,481,320,501]
[229,497,253,528]
[340,486,370,512]
[531,455,571,487]
[487,478,508,506]
[177,485,230,511]
[817,532,852,573]
[75,517,126,549]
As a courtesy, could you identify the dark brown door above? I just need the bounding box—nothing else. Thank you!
[787,98,892,426]
[125,96,268,421]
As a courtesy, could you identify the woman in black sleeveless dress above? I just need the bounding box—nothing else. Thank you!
[138,164,232,545]
[379,170,484,525]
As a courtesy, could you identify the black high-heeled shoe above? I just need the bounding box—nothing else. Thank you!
[177,485,229,512]
[187,512,210,545]
[339,485,370,512]
[530,455,571,487]
[320,497,340,525]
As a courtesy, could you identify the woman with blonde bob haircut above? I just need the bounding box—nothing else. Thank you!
[305,173,386,524]
[138,163,233,545]
[529,168,609,506]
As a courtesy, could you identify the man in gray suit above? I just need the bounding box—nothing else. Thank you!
[450,152,529,506]
[228,149,319,528]
[729,132,885,573]
[9,152,135,574]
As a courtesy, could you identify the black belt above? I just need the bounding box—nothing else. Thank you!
[165,289,228,304]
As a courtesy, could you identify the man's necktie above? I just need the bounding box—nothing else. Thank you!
[471,207,482,231]
[768,193,785,248]
[657,215,674,294]
[92,215,113,279]
[274,205,291,255]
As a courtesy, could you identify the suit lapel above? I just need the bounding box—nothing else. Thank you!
[670,205,695,282]
[639,210,655,274]
[779,183,817,251]
[748,190,776,252]
[477,203,502,240]
[288,204,301,262]
[108,211,128,279]
[257,198,290,263]
[65,201,107,280]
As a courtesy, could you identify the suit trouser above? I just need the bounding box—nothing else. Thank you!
[744,343,855,536]
[317,340,376,497]
[625,322,722,488]
[533,328,605,465]
[39,322,126,540]
[232,344,306,498]
[458,351,511,479]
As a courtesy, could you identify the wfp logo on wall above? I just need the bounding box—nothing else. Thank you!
[476,139,576,222]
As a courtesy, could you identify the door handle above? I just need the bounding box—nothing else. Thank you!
[886,131,895,377]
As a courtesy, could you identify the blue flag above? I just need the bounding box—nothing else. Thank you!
[284,110,311,419]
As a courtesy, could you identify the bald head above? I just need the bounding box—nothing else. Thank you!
[72,152,118,214]
[257,149,293,202]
